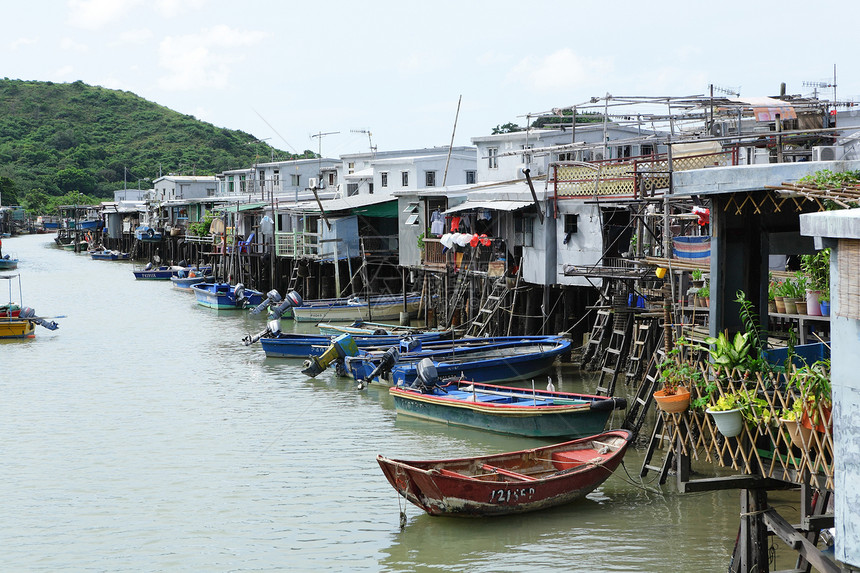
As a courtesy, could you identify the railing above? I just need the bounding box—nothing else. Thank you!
[275,231,321,258]
[554,149,738,199]
[361,235,399,256]
[422,238,447,267]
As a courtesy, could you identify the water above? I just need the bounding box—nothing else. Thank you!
[2,234,794,571]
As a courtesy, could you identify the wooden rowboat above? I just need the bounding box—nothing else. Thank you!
[377,429,632,516]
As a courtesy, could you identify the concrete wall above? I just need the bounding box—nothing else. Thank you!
[673,160,860,196]
[800,208,860,568]
[554,202,605,287]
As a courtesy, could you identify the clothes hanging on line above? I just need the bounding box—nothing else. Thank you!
[430,210,444,235]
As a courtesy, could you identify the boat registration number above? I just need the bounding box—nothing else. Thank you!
[490,487,535,504]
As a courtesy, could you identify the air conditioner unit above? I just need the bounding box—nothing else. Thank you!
[308,177,319,189]
[811,146,844,161]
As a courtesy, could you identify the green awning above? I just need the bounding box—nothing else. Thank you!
[214,202,268,213]
[352,199,397,218]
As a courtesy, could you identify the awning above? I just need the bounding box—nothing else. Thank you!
[731,97,797,122]
[215,202,268,213]
[287,194,395,215]
[443,200,534,215]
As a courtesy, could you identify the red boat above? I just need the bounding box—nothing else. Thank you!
[377,429,632,517]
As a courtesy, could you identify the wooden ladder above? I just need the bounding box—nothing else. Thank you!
[625,318,660,389]
[594,307,634,396]
[286,261,301,294]
[639,412,675,485]
[467,277,509,337]
[580,281,613,371]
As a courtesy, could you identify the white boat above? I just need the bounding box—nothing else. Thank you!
[291,293,421,323]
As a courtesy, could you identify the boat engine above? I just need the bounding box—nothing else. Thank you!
[412,357,439,393]
[301,333,360,377]
[19,307,59,331]
[233,283,247,307]
[144,262,153,271]
[366,347,400,382]
[242,291,304,346]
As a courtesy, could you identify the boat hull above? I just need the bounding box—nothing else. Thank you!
[291,295,421,323]
[346,337,571,385]
[191,283,264,310]
[0,319,36,339]
[170,275,213,291]
[0,258,19,270]
[90,250,130,261]
[377,430,632,516]
[133,266,211,280]
[259,331,450,358]
[390,381,622,438]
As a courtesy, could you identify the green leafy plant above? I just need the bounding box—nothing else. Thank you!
[801,248,830,292]
[657,340,703,395]
[709,388,768,425]
[699,330,752,373]
[417,231,426,251]
[698,283,710,299]
[691,268,703,281]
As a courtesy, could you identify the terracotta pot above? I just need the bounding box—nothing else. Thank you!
[774,296,786,314]
[768,300,777,314]
[801,405,832,434]
[653,387,691,413]
[783,297,798,314]
[795,301,808,315]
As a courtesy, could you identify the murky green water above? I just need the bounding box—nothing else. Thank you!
[2,234,800,571]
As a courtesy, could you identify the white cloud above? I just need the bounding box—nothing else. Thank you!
[396,52,445,76]
[156,25,269,91]
[9,37,38,51]
[67,0,142,30]
[507,48,612,92]
[154,0,207,18]
[116,28,154,45]
[54,65,75,79]
[60,37,89,52]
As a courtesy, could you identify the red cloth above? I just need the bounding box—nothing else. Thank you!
[450,216,461,233]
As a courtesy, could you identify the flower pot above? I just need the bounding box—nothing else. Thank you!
[820,301,830,316]
[780,418,812,448]
[783,297,798,315]
[707,407,744,437]
[805,289,821,316]
[795,300,807,315]
[653,387,691,413]
[801,404,832,434]
[774,296,786,314]
[768,300,777,314]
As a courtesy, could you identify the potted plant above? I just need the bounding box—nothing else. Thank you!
[697,283,710,307]
[767,278,777,314]
[819,291,830,316]
[781,277,803,315]
[779,399,812,448]
[801,249,829,316]
[788,359,832,433]
[706,392,745,437]
[652,342,702,413]
[691,268,704,288]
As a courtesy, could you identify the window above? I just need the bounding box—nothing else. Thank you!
[404,202,420,225]
[425,171,436,187]
[273,169,280,184]
[616,145,632,159]
[348,162,355,174]
[228,175,234,193]
[523,217,534,247]
[291,174,301,187]
[564,214,578,234]
[557,152,574,162]
[207,188,216,197]
[347,183,359,196]
[640,144,654,156]
[488,147,498,169]
[521,144,533,164]
[327,172,335,186]
[381,172,388,188]
[401,171,409,187]
[369,183,374,195]
[465,170,476,184]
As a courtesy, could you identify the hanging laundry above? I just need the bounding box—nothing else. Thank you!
[430,210,445,236]
[450,216,461,233]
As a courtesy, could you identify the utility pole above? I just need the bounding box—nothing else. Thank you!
[311,130,339,190]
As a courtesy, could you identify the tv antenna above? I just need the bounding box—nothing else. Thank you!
[310,130,339,185]
[711,84,740,98]
[350,129,376,159]
[803,65,837,103]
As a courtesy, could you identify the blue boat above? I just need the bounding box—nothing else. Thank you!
[135,226,163,242]
[347,336,571,386]
[0,255,19,270]
[90,249,131,261]
[132,264,212,280]
[291,293,421,323]
[191,282,264,310]
[255,331,452,359]
[170,273,214,291]
[390,364,626,438]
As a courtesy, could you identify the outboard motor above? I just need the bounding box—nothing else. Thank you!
[19,307,59,331]
[233,283,247,308]
[243,291,304,346]
[412,357,439,393]
[177,260,187,268]
[301,333,359,377]
[366,347,400,383]
[144,262,153,271]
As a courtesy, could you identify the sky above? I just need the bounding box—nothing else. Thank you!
[3,0,860,159]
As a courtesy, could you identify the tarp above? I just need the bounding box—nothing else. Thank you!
[731,97,797,122]
[443,200,534,215]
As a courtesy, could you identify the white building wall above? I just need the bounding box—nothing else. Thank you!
[554,202,605,286]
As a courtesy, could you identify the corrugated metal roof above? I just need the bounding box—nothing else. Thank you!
[287,194,396,214]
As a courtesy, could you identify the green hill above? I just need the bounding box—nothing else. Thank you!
[0,79,310,208]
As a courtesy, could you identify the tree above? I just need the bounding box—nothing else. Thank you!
[491,122,523,135]
[55,167,97,194]
[0,176,19,205]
